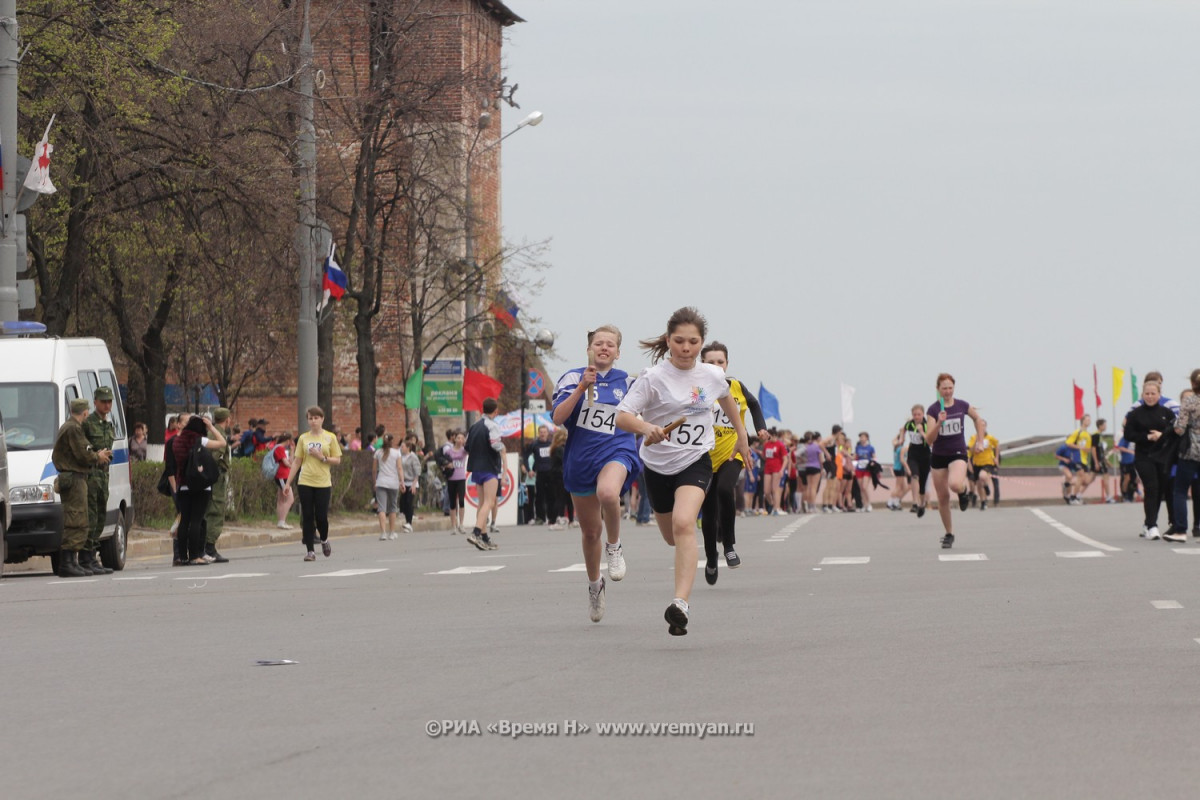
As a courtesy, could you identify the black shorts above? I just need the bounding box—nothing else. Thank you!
[1091,462,1109,475]
[972,464,994,481]
[1120,463,1137,478]
[644,453,713,514]
[804,466,821,476]
[930,452,967,470]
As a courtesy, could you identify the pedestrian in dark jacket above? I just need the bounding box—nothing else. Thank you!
[1123,382,1177,540]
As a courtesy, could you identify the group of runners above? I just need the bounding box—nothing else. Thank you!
[543,306,984,636]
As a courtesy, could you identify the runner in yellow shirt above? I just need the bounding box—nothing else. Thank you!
[1065,415,1095,503]
[286,406,343,561]
[967,420,1000,511]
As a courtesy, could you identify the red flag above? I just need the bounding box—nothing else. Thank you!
[463,369,504,413]
[1073,381,1084,421]
[1092,364,1102,409]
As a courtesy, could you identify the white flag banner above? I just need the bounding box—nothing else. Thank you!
[840,382,856,427]
[24,125,56,195]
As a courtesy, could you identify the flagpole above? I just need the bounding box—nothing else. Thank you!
[294,0,319,432]
[0,0,19,320]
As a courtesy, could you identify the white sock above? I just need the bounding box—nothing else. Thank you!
[606,540,621,552]
[589,578,603,593]
[673,597,689,613]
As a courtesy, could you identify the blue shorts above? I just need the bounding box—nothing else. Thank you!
[471,471,498,486]
[564,453,640,496]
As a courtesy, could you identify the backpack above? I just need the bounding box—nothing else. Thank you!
[261,446,279,480]
[185,442,220,491]
[240,429,256,457]
[435,447,454,479]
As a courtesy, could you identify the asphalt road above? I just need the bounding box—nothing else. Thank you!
[2,503,1198,799]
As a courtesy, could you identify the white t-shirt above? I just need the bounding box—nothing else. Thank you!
[374,447,402,490]
[617,360,730,475]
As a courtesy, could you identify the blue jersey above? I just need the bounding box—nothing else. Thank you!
[553,366,641,493]
[854,443,875,469]
[1117,437,1135,466]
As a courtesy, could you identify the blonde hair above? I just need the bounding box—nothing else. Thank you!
[587,325,622,348]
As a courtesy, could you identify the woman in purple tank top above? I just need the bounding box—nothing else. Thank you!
[924,372,984,549]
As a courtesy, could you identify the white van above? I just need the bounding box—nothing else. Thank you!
[0,333,133,571]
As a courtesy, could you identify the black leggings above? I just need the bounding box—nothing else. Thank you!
[298,484,331,548]
[701,459,743,563]
[1134,459,1173,528]
[907,450,931,495]
[176,489,210,562]
[447,479,466,510]
[400,487,415,525]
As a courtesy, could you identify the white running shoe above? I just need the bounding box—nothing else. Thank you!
[276,521,293,530]
[1146,526,1162,540]
[379,533,388,541]
[403,523,413,533]
[589,578,606,623]
[865,504,873,513]
[389,531,398,540]
[606,543,626,581]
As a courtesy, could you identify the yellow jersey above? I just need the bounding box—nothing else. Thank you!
[295,429,343,487]
[1065,428,1092,466]
[967,434,999,467]
[709,378,748,472]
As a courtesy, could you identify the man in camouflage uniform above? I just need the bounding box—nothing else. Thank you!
[81,386,116,575]
[204,407,233,563]
[53,398,111,578]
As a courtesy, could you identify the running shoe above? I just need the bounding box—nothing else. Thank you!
[917,505,926,519]
[725,550,741,569]
[276,521,293,530]
[481,534,499,550]
[488,523,499,534]
[606,543,626,581]
[379,533,389,541]
[941,533,955,549]
[980,501,988,512]
[322,540,332,557]
[1162,528,1187,543]
[704,562,718,586]
[909,505,918,514]
[1145,526,1161,541]
[1193,526,1200,539]
[665,600,689,636]
[389,531,399,540]
[466,533,486,550]
[865,504,873,513]
[303,551,316,561]
[588,578,606,623]
[958,493,969,512]
[548,523,566,531]
[403,523,413,533]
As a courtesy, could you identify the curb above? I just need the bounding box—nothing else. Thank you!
[127,515,457,560]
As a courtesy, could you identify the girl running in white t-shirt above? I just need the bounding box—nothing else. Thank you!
[616,307,752,636]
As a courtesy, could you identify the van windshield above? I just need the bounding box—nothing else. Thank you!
[0,383,60,450]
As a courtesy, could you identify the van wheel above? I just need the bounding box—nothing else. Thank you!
[99,509,127,571]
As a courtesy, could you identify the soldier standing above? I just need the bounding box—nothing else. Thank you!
[203,407,233,562]
[81,386,117,575]
[54,398,111,577]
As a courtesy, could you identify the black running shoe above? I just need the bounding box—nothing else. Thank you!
[704,563,718,586]
[725,550,741,569]
[941,533,955,549]
[665,602,689,636]
[958,493,969,512]
[917,505,926,519]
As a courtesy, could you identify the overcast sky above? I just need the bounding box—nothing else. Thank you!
[498,0,1200,441]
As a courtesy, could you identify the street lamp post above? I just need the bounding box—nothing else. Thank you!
[462,110,543,424]
[518,328,554,523]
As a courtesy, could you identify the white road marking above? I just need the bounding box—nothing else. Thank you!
[820,557,870,565]
[481,553,534,558]
[300,569,389,578]
[47,579,98,585]
[1029,508,1122,552]
[548,563,606,573]
[173,573,269,581]
[1171,548,1200,555]
[113,575,160,580]
[764,515,814,541]
[939,553,988,562]
[425,566,505,575]
[1152,600,1183,610]
[1056,551,1106,558]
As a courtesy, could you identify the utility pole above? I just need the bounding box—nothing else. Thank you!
[0,2,20,322]
[295,0,318,432]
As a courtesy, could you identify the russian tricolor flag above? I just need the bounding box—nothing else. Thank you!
[317,242,347,313]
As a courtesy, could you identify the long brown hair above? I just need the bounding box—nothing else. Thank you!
[639,306,707,364]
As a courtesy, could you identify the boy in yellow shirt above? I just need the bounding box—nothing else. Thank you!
[967,420,1000,511]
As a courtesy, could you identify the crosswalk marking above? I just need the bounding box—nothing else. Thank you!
[548,563,606,573]
[1056,551,1106,559]
[425,566,505,575]
[301,569,389,578]
[939,553,988,562]
[1152,600,1183,610]
[173,573,269,581]
[820,557,870,565]
[1171,548,1200,555]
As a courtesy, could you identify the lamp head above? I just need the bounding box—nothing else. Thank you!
[520,111,544,128]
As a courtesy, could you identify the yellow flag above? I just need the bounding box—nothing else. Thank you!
[1111,367,1125,407]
